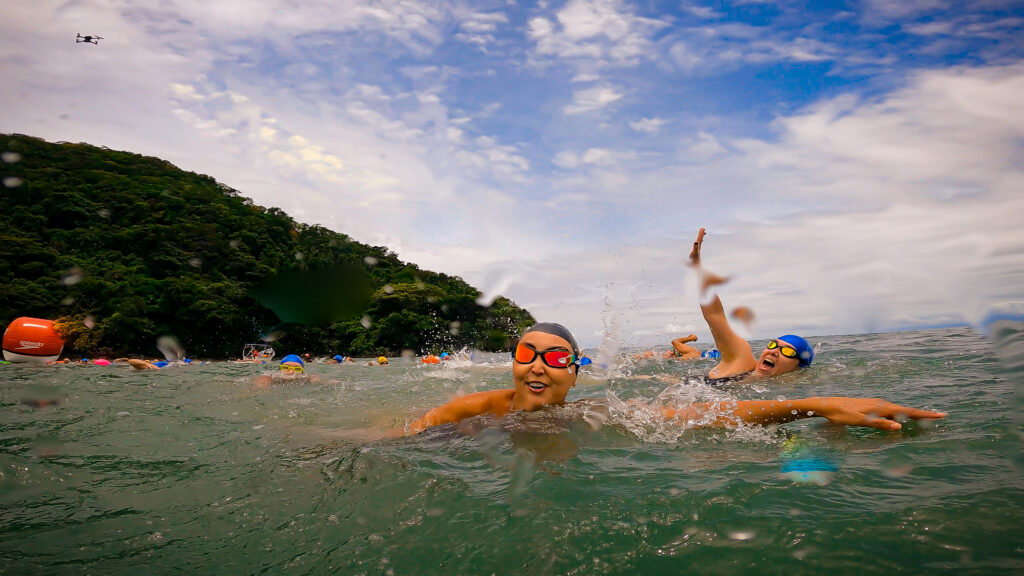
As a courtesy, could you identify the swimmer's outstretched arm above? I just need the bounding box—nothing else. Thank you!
[407,389,515,434]
[689,228,756,376]
[664,397,946,431]
[670,335,701,359]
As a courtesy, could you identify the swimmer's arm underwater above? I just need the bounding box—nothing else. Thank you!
[407,389,516,435]
[663,397,946,431]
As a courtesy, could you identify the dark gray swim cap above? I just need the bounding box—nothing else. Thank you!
[522,322,579,356]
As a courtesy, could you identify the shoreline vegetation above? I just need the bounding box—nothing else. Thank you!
[0,134,535,360]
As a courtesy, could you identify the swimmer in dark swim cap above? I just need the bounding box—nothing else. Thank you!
[408,322,588,432]
[689,228,815,382]
[405,322,942,434]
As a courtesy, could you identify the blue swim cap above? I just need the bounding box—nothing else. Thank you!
[440,352,449,358]
[280,354,304,366]
[333,355,343,362]
[702,349,721,359]
[777,335,814,367]
[153,361,169,368]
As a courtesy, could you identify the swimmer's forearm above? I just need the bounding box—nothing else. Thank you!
[407,408,449,435]
[663,399,821,427]
[730,399,818,425]
[665,397,945,430]
[406,390,512,435]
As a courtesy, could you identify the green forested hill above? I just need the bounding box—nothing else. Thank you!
[0,134,534,358]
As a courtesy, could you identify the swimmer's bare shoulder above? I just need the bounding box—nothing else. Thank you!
[128,359,158,370]
[408,389,515,434]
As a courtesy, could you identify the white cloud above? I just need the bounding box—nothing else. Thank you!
[453,9,508,49]
[553,150,581,169]
[686,132,726,160]
[580,148,617,166]
[564,85,623,114]
[630,117,669,134]
[528,0,668,67]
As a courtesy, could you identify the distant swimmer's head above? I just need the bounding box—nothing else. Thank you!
[333,355,343,363]
[755,335,813,377]
[377,356,388,365]
[280,354,304,373]
[511,322,590,412]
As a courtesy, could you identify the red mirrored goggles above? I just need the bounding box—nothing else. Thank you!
[512,343,576,369]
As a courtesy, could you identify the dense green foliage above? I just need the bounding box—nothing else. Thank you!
[0,134,534,358]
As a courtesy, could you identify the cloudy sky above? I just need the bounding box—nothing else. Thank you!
[3,0,1023,347]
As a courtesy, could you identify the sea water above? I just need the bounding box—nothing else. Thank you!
[1,327,1021,575]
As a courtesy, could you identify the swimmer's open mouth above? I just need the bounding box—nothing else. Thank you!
[527,382,548,393]
[761,358,776,369]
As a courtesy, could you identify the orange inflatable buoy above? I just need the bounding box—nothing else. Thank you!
[2,317,65,363]
[421,355,440,364]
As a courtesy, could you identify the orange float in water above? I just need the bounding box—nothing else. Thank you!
[421,355,440,364]
[2,317,65,363]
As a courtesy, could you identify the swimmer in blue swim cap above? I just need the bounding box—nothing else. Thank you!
[403,321,943,435]
[279,354,304,373]
[689,228,814,382]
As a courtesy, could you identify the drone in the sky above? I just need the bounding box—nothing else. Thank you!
[76,33,103,45]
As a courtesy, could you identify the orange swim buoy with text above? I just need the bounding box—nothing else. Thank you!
[2,317,65,363]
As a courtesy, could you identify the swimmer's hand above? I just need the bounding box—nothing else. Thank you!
[812,397,946,431]
[688,227,706,265]
[687,227,729,294]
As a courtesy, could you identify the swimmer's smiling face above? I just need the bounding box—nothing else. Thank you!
[511,331,578,412]
[754,338,801,377]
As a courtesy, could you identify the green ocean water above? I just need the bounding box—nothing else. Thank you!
[1,326,1021,575]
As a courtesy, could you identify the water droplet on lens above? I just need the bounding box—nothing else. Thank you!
[261,330,285,342]
[83,316,96,329]
[157,335,184,361]
[383,284,393,294]
[294,252,304,260]
[1,152,22,163]
[97,208,111,219]
[364,256,378,266]
[188,258,202,269]
[361,316,372,328]
[728,530,755,541]
[3,176,24,188]
[60,266,83,285]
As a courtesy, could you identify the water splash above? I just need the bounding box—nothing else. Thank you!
[605,379,779,444]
